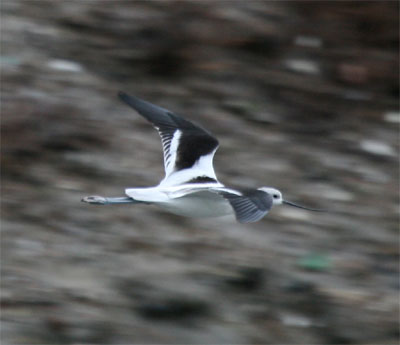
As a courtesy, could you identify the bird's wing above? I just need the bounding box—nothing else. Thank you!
[119,92,219,184]
[216,189,273,223]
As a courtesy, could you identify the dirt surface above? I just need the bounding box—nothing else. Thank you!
[2,1,399,344]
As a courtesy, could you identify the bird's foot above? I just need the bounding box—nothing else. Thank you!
[81,196,108,205]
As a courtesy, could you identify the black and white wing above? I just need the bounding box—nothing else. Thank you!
[218,189,273,223]
[118,92,219,184]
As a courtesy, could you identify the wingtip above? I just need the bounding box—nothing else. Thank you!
[118,90,128,100]
[118,91,142,107]
[118,91,137,108]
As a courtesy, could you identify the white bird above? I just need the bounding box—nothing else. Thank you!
[82,92,322,223]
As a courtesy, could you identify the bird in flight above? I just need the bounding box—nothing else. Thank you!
[82,92,322,223]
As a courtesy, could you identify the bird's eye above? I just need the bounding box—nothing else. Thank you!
[273,194,279,199]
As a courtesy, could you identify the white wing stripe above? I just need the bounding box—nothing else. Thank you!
[165,130,182,176]
[193,148,218,180]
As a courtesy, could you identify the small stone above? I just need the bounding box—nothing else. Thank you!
[360,140,396,157]
[280,313,312,327]
[285,59,320,74]
[48,59,83,72]
[384,112,400,124]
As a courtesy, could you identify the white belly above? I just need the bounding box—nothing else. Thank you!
[156,192,233,218]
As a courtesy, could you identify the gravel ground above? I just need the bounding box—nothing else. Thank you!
[1,1,399,344]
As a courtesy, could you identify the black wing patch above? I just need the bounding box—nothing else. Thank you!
[186,176,218,184]
[118,92,219,174]
[219,189,273,223]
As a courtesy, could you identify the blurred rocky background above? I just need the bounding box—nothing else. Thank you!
[1,1,399,344]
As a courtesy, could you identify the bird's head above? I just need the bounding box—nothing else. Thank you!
[258,187,323,211]
[258,187,283,205]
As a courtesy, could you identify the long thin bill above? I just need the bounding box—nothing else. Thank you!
[283,200,325,212]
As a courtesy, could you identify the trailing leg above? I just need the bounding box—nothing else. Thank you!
[81,196,143,205]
